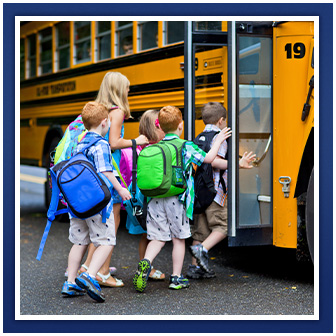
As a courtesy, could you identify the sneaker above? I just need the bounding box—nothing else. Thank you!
[168,275,190,289]
[75,272,105,303]
[186,264,216,279]
[61,281,86,297]
[189,244,211,273]
[133,259,151,293]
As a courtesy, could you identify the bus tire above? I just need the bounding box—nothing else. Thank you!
[306,167,314,263]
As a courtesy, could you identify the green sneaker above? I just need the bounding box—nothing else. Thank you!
[168,275,190,290]
[133,259,151,292]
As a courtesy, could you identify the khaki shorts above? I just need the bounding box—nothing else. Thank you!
[146,196,191,241]
[69,213,116,247]
[192,200,227,242]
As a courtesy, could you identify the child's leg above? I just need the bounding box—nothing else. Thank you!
[139,233,148,260]
[191,240,202,266]
[87,245,113,277]
[202,231,227,251]
[144,240,165,263]
[82,203,121,273]
[172,238,186,276]
[67,244,88,283]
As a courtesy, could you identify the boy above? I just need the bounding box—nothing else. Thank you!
[187,102,255,279]
[133,105,232,292]
[61,102,131,303]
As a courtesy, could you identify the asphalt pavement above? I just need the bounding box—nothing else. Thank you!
[20,211,314,316]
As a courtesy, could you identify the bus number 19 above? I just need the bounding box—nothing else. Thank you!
[285,42,306,59]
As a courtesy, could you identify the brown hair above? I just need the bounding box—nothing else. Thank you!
[139,110,160,142]
[95,71,131,119]
[81,102,109,130]
[158,105,183,133]
[201,102,227,125]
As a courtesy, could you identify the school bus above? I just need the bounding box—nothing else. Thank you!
[20,20,314,261]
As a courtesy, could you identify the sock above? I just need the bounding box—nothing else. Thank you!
[202,246,208,253]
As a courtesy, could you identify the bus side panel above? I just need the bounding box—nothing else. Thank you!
[273,22,314,249]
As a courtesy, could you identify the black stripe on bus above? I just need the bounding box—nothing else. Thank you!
[21,73,223,109]
[20,44,185,88]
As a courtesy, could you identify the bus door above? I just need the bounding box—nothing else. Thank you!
[227,21,273,246]
[183,21,228,140]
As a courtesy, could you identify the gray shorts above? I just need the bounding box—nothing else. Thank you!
[146,196,191,241]
[69,214,116,247]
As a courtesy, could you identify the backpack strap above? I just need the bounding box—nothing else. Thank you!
[131,139,137,196]
[36,168,68,261]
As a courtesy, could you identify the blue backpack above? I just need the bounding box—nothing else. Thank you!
[36,137,113,260]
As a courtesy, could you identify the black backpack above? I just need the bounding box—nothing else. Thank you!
[193,130,226,214]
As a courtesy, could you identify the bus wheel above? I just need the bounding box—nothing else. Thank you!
[306,168,314,263]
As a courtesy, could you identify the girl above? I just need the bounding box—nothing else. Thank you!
[119,110,166,280]
[79,72,149,287]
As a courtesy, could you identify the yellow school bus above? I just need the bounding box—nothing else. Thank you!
[20,20,314,261]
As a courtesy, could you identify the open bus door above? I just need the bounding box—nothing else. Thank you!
[184,21,274,247]
[228,21,273,246]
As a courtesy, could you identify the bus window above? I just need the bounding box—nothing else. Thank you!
[27,34,36,78]
[74,21,91,64]
[239,36,271,85]
[195,21,222,31]
[20,38,25,80]
[56,21,70,70]
[96,21,111,61]
[115,21,133,56]
[138,21,158,51]
[39,27,52,75]
[164,21,184,45]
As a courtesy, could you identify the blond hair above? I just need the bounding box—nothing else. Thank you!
[139,110,160,142]
[158,106,183,133]
[95,72,131,119]
[201,102,227,125]
[81,102,109,130]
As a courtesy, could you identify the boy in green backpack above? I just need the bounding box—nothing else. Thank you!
[133,105,232,292]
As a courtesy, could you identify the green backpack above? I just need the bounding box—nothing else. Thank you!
[137,138,187,198]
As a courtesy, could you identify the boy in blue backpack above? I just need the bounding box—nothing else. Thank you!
[133,105,232,292]
[188,102,255,279]
[62,102,131,303]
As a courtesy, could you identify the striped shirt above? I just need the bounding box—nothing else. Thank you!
[163,133,206,219]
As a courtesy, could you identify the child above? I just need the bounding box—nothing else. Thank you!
[119,110,166,280]
[132,105,232,292]
[61,102,131,303]
[187,102,255,279]
[79,72,149,287]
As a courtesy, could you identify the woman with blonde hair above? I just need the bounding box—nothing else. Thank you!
[79,72,149,287]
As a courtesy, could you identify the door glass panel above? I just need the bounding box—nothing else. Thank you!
[194,45,226,137]
[238,36,272,227]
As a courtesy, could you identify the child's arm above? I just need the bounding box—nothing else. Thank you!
[239,151,256,169]
[203,127,232,164]
[109,109,148,150]
[212,152,256,170]
[102,171,132,201]
[212,157,228,170]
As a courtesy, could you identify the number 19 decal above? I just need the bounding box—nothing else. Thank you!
[285,43,306,59]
